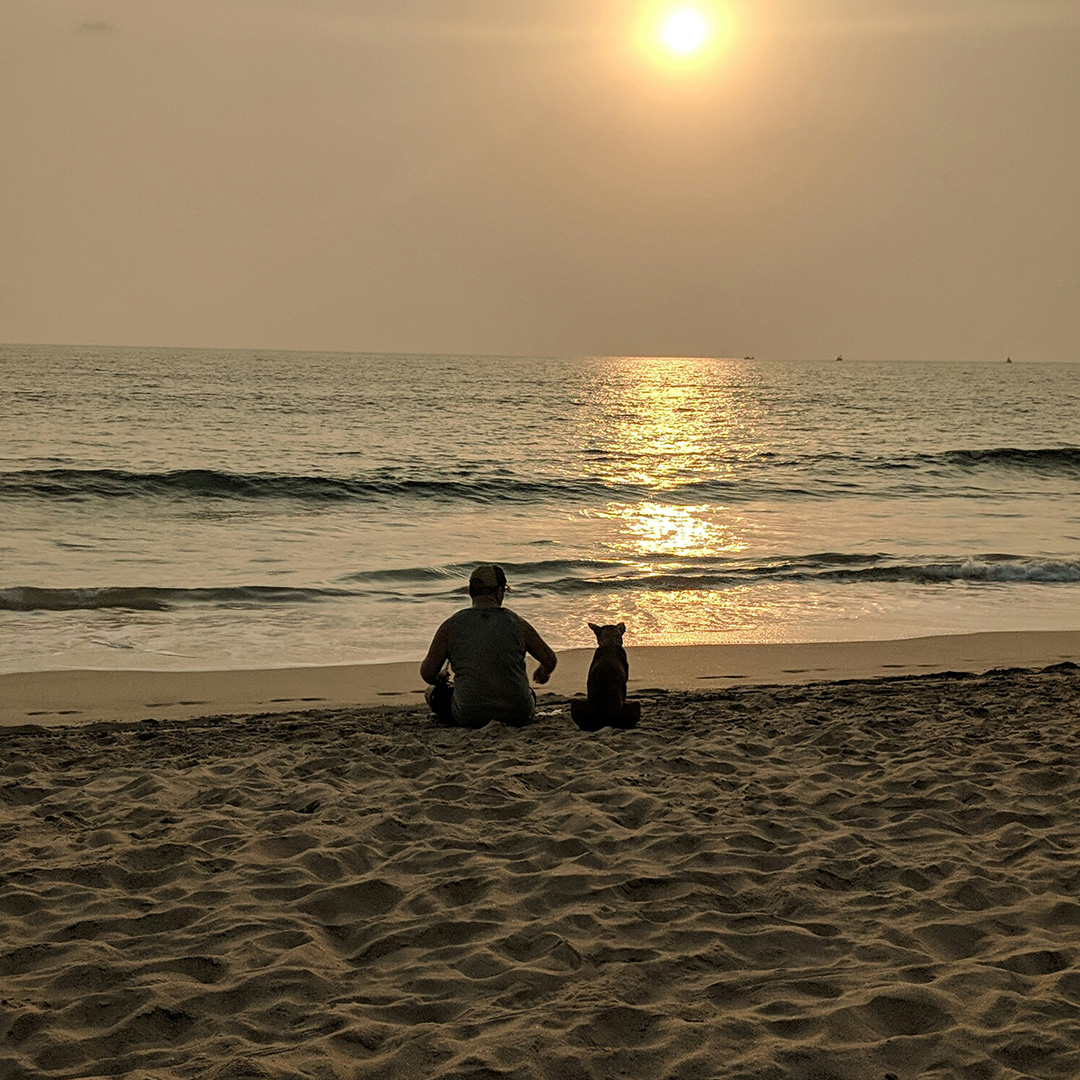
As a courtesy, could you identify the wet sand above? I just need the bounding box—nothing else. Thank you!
[4,629,1080,728]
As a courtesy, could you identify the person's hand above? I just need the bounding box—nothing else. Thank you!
[532,666,552,685]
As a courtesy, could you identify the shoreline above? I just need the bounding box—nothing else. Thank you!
[4,628,1079,728]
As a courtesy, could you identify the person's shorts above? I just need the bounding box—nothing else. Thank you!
[425,680,536,728]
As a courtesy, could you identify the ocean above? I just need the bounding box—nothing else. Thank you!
[2,344,1078,674]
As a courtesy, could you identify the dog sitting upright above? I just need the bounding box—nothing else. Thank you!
[570,621,640,731]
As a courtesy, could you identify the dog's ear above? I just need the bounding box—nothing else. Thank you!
[588,622,600,636]
[616,622,626,634]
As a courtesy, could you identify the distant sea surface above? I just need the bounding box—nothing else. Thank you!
[2,345,1078,673]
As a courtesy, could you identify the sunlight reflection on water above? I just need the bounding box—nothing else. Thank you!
[578,357,770,637]
[3,347,1078,670]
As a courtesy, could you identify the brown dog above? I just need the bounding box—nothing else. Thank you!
[570,621,640,731]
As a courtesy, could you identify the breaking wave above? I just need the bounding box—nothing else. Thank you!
[8,554,1077,613]
[2,445,1076,509]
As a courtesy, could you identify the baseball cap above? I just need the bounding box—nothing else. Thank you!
[469,564,509,592]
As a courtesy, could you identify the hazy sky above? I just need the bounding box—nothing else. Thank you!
[3,0,1078,359]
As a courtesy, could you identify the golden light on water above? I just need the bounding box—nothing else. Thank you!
[581,356,754,496]
[567,357,773,642]
[617,502,734,558]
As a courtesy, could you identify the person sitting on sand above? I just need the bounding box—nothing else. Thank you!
[420,564,557,727]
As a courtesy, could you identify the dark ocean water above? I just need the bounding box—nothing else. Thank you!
[2,344,1078,671]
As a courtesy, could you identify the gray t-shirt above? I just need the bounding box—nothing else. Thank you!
[449,607,535,726]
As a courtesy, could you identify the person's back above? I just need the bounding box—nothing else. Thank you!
[420,564,558,728]
[448,607,534,726]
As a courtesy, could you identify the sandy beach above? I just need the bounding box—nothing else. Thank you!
[5,629,1080,729]
[2,634,1079,1078]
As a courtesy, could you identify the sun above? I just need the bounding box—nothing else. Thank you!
[660,8,710,55]
[636,3,728,71]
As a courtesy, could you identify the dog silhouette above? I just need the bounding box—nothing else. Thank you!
[570,622,640,731]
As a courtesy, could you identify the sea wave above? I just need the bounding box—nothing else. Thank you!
[0,465,833,505]
[342,558,618,584]
[8,554,1075,613]
[357,552,1080,589]
[938,447,1080,470]
[0,467,651,504]
[3,448,1075,509]
[516,556,1080,593]
[0,585,353,613]
[870,447,1080,474]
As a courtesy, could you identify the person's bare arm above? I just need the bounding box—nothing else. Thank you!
[519,618,558,685]
[419,619,452,685]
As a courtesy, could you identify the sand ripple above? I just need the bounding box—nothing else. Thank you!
[2,665,1079,1079]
